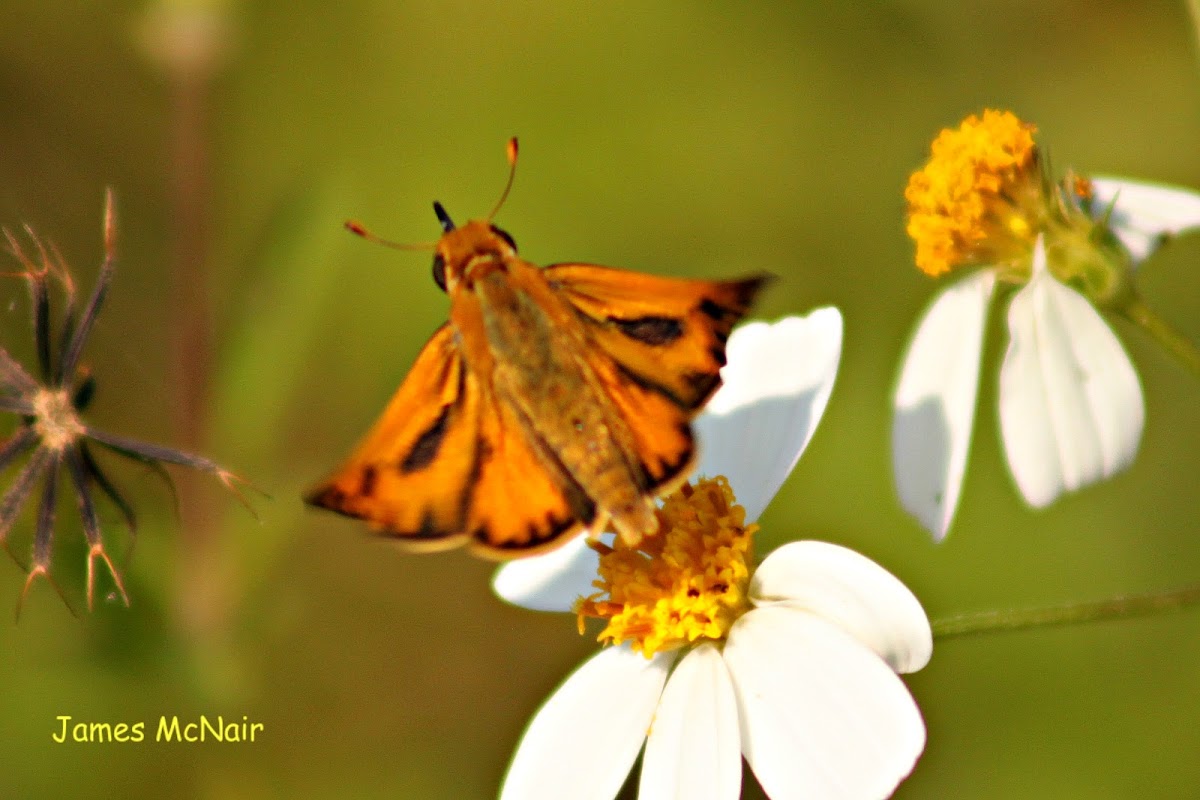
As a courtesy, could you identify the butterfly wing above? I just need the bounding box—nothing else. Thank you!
[305,323,477,551]
[306,322,598,556]
[543,264,769,490]
[465,394,600,558]
[544,265,768,409]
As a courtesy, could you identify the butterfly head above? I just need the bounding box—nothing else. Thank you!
[430,201,518,294]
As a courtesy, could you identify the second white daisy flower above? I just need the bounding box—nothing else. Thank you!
[893,110,1200,540]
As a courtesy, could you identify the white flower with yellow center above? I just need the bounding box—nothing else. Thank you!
[894,109,1200,540]
[494,311,933,800]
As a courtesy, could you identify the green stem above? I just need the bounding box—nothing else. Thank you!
[1123,298,1200,380]
[932,583,1200,640]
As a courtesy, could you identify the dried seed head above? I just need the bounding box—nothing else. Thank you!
[31,388,84,451]
[0,190,255,617]
[31,391,84,453]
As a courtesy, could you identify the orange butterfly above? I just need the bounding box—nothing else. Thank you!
[306,139,768,558]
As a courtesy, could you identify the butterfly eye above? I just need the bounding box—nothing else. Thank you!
[490,225,517,252]
[432,253,447,292]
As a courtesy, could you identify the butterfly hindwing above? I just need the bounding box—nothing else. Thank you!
[574,340,696,493]
[465,392,599,558]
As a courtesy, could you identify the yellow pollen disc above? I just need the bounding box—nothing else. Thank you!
[905,109,1040,277]
[575,476,756,658]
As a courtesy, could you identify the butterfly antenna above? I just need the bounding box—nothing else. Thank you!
[486,137,519,222]
[344,220,435,251]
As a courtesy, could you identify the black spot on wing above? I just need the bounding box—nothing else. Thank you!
[380,508,465,542]
[613,359,724,412]
[727,275,772,310]
[478,499,597,553]
[305,479,466,542]
[457,437,493,528]
[613,362,686,407]
[697,276,770,327]
[304,484,348,512]
[699,297,729,321]
[682,370,721,404]
[416,509,442,539]
[359,465,378,498]
[400,405,452,473]
[611,315,684,346]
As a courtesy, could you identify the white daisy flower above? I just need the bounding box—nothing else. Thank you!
[494,310,933,800]
[893,109,1200,540]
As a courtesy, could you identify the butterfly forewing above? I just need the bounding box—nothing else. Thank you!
[305,324,478,549]
[545,264,768,409]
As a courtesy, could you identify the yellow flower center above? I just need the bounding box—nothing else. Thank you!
[905,109,1043,277]
[575,476,756,658]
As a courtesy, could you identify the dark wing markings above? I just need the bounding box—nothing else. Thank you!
[611,315,684,346]
[399,404,452,473]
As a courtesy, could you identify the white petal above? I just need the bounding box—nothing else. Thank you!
[695,309,843,521]
[999,242,1144,508]
[638,644,741,800]
[500,646,673,800]
[1088,176,1200,263]
[748,541,932,674]
[492,535,601,612]
[724,606,926,800]
[892,271,995,540]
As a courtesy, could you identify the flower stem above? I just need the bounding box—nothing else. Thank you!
[932,584,1200,640]
[139,4,232,640]
[1122,298,1200,380]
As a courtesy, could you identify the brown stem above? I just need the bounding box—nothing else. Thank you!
[142,5,233,638]
[168,69,212,457]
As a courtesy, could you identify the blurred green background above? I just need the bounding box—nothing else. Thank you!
[2,1,1199,797]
